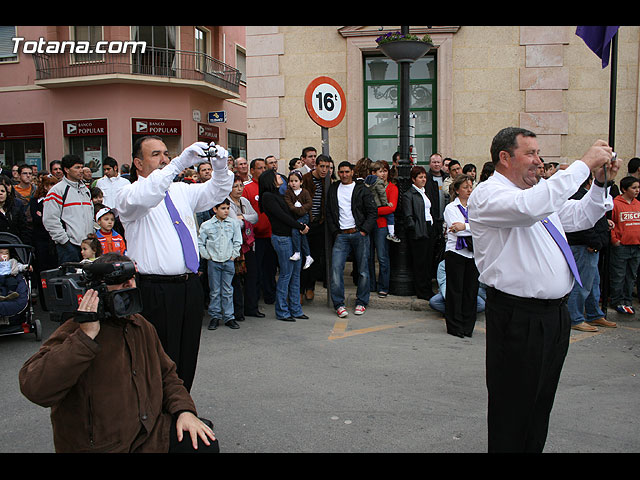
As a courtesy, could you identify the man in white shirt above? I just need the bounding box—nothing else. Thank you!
[95,158,131,208]
[113,136,232,392]
[296,147,317,175]
[468,127,620,453]
[325,161,377,318]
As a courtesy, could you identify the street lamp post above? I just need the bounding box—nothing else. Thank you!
[378,26,431,296]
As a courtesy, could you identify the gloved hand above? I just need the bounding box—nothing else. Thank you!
[172,142,209,172]
[208,143,229,172]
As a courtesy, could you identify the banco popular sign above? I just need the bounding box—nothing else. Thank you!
[132,118,182,136]
[63,119,108,137]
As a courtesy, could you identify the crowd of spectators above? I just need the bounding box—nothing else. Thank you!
[1,147,637,336]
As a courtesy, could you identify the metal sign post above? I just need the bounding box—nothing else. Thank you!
[305,76,347,308]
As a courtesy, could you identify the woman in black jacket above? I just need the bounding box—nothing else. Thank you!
[258,169,309,321]
[29,174,60,309]
[0,177,29,242]
[402,166,437,300]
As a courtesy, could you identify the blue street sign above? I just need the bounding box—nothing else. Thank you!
[208,111,226,123]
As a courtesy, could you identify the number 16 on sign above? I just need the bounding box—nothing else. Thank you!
[305,76,347,130]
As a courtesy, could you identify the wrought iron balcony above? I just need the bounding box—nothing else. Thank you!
[32,46,241,96]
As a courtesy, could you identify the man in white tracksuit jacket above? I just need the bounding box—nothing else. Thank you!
[43,154,94,264]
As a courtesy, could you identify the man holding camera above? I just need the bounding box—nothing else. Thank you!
[468,127,620,453]
[113,136,232,392]
[19,253,218,453]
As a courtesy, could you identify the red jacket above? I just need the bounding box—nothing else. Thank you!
[375,182,399,229]
[96,229,127,255]
[611,194,640,246]
[242,179,272,238]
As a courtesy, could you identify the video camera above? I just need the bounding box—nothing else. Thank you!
[41,260,143,322]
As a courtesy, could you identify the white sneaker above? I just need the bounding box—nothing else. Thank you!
[289,252,301,261]
[354,305,366,315]
[386,234,401,243]
[336,306,348,318]
[303,256,314,270]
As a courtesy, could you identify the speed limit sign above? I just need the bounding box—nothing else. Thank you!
[304,76,347,128]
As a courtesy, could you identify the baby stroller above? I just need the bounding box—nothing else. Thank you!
[0,232,42,341]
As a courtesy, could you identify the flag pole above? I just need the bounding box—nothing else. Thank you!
[608,30,618,149]
[602,29,619,320]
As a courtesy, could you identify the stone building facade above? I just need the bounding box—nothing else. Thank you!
[246,25,639,174]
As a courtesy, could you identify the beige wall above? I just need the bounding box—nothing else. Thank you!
[247,26,640,175]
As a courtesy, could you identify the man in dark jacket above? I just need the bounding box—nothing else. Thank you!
[19,253,219,453]
[326,161,377,318]
[566,174,617,332]
[300,154,331,301]
[427,154,446,280]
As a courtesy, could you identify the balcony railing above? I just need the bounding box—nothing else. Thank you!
[32,46,241,94]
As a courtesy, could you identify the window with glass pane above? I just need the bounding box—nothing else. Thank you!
[195,27,207,72]
[364,55,435,165]
[133,26,176,76]
[74,26,103,63]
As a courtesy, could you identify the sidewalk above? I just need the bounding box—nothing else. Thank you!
[300,267,434,312]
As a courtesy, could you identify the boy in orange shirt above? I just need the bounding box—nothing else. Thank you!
[610,176,640,314]
[95,207,127,256]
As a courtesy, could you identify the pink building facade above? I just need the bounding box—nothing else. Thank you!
[0,26,246,178]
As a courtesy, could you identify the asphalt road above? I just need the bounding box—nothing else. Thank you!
[1,297,639,453]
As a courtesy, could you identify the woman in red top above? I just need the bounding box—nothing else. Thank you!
[368,160,398,297]
[609,175,640,314]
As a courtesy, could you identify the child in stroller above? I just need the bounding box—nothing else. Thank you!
[0,247,30,302]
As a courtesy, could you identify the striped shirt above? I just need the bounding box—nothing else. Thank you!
[311,175,323,219]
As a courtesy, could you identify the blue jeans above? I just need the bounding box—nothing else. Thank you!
[429,292,486,314]
[368,226,390,293]
[567,245,605,324]
[331,231,370,309]
[207,259,235,322]
[271,234,304,319]
[291,213,310,258]
[609,244,640,305]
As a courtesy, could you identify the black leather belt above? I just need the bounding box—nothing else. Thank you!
[487,287,568,307]
[139,273,197,283]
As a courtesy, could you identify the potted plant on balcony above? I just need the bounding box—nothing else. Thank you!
[376,31,433,63]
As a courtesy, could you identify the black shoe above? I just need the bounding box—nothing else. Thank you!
[208,318,219,330]
[294,314,309,319]
[225,319,240,329]
[246,311,265,318]
[277,316,296,322]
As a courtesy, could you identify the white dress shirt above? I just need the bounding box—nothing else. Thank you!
[468,160,613,299]
[412,184,433,224]
[95,174,131,208]
[113,162,233,275]
[444,197,473,259]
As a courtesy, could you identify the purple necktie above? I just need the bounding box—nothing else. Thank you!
[455,204,472,251]
[541,217,583,288]
[164,192,199,274]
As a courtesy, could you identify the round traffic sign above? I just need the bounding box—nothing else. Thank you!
[304,76,346,128]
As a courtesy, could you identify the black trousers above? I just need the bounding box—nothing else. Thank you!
[444,250,479,337]
[139,273,204,393]
[485,287,570,453]
[254,237,277,304]
[407,235,435,299]
[241,248,260,315]
[301,220,326,293]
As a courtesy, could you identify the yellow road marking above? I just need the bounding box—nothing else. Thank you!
[329,316,638,341]
[329,317,429,340]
